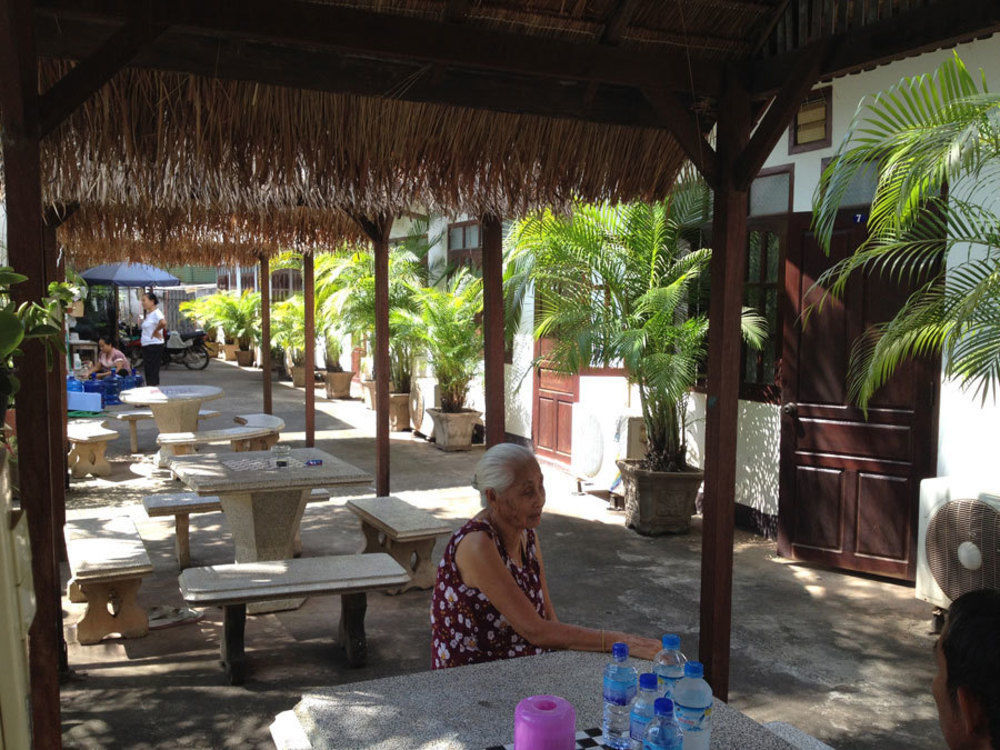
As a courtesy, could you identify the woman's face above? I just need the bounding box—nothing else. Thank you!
[489,459,546,530]
[141,294,154,311]
[98,339,111,353]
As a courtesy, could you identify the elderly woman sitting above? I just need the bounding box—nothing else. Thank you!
[431,443,659,669]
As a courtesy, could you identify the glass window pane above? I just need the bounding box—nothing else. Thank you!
[765,232,780,283]
[837,160,881,208]
[745,285,760,313]
[745,350,758,383]
[747,231,762,279]
[466,223,480,248]
[448,226,464,250]
[749,172,791,217]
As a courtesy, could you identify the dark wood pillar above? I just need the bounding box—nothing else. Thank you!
[303,252,315,447]
[373,230,391,496]
[260,255,272,415]
[698,73,751,702]
[0,0,63,744]
[481,214,505,447]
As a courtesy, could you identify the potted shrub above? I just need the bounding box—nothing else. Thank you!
[509,181,764,533]
[272,295,307,386]
[322,333,354,399]
[410,270,484,451]
[386,311,423,430]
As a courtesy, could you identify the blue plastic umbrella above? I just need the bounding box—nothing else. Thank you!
[81,263,182,287]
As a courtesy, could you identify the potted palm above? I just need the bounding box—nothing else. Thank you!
[272,295,307,387]
[409,270,484,450]
[322,332,354,399]
[510,180,764,533]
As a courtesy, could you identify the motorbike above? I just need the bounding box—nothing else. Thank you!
[118,324,210,370]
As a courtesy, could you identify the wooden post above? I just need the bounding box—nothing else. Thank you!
[304,252,315,447]
[481,214,505,447]
[0,0,63,744]
[260,255,272,415]
[373,230,390,497]
[698,72,751,702]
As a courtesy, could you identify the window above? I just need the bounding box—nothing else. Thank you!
[742,227,783,402]
[447,220,482,269]
[749,166,793,217]
[789,87,832,154]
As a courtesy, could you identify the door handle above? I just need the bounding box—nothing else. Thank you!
[782,402,798,417]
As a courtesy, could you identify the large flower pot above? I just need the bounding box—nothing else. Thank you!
[324,370,355,399]
[426,408,481,451]
[235,349,254,367]
[389,393,411,431]
[617,459,704,535]
[290,365,306,388]
[361,379,395,409]
[222,343,239,361]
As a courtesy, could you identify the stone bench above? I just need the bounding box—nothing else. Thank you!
[179,553,409,684]
[156,423,284,464]
[67,420,118,478]
[64,515,153,645]
[345,496,451,594]
[116,408,221,453]
[143,488,333,568]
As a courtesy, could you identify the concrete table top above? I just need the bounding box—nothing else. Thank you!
[168,448,372,494]
[120,385,223,405]
[65,515,153,582]
[283,651,798,750]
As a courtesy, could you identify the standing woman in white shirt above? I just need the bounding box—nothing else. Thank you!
[140,291,167,386]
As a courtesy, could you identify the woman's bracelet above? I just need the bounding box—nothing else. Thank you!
[600,629,606,653]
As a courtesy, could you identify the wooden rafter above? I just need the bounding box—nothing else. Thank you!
[601,0,640,44]
[443,0,470,23]
[34,0,725,95]
[38,18,165,137]
[643,88,719,187]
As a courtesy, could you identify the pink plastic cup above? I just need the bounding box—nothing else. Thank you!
[513,694,576,750]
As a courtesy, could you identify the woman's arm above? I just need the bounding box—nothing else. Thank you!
[455,531,660,659]
[154,315,167,340]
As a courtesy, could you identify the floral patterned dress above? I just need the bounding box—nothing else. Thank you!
[431,517,550,669]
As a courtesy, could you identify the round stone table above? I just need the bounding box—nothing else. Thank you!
[120,385,224,434]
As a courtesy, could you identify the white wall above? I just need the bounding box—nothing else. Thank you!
[760,35,1000,480]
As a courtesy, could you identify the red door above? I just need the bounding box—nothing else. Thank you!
[778,213,939,581]
[532,338,578,464]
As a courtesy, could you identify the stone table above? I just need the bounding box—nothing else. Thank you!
[273,651,801,750]
[120,384,224,434]
[169,448,373,612]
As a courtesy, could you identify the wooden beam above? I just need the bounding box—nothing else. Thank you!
[750,0,794,53]
[304,252,315,448]
[352,213,394,497]
[38,18,165,138]
[35,17,675,131]
[260,255,272,416]
[443,0,470,23]
[735,40,832,188]
[699,72,751,702]
[481,214,505,448]
[643,88,718,186]
[0,0,63,745]
[35,0,725,95]
[601,0,640,44]
[751,0,1000,95]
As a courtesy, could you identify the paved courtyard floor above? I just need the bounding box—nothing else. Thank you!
[61,359,943,749]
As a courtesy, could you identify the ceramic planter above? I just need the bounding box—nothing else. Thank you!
[426,408,481,451]
[389,393,411,431]
[361,379,395,409]
[222,343,239,361]
[290,365,306,388]
[616,459,704,535]
[324,371,355,399]
[235,349,254,367]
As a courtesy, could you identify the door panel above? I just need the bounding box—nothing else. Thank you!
[778,213,938,581]
[532,338,578,463]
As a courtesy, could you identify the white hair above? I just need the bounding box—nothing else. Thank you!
[471,443,537,508]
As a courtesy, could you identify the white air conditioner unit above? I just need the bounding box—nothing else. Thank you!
[917,476,1000,614]
[571,403,646,492]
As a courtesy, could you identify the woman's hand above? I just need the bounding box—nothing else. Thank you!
[623,634,662,662]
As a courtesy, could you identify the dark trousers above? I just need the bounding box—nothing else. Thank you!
[143,344,164,386]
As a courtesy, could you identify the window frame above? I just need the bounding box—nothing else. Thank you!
[788,86,833,155]
[447,219,483,269]
[740,218,787,404]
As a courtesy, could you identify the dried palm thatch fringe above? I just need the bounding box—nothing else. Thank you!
[25,60,687,219]
[60,205,366,266]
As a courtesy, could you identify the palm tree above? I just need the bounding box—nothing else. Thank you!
[508,175,763,472]
[813,52,1000,408]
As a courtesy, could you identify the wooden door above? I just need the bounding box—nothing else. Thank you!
[532,338,578,464]
[778,213,939,581]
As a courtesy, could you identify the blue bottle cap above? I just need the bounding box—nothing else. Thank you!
[684,661,704,678]
[653,698,674,717]
[612,642,629,660]
[661,634,680,650]
[639,673,657,690]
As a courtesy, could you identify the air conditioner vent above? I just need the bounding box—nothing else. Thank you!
[926,498,1000,603]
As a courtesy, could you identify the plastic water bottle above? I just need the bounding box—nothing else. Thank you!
[643,698,682,750]
[673,662,713,750]
[66,375,83,392]
[602,642,638,750]
[629,673,659,749]
[132,368,144,388]
[654,634,687,699]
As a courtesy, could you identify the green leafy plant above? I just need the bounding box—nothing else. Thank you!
[213,291,261,351]
[813,53,1000,409]
[271,294,307,368]
[508,179,764,472]
[406,270,484,412]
